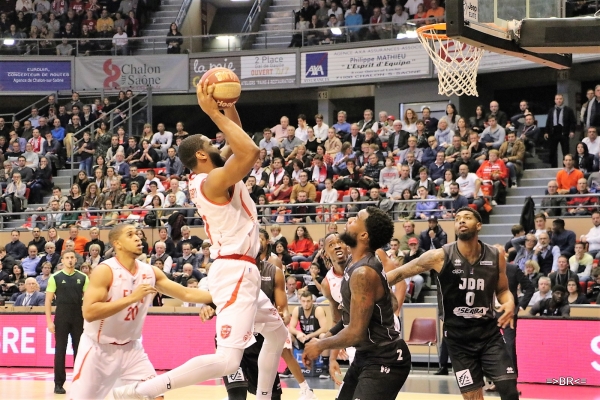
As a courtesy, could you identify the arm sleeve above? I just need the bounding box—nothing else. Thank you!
[329,318,344,335]
[46,275,56,293]
[83,274,90,292]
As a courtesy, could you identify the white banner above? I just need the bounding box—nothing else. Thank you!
[301,43,430,85]
[239,54,296,87]
[478,51,600,74]
[75,55,188,91]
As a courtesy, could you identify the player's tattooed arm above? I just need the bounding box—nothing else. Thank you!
[384,248,445,286]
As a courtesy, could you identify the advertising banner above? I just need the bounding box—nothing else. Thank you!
[517,318,600,386]
[0,61,71,92]
[0,314,216,370]
[189,54,297,90]
[75,55,188,91]
[301,43,430,85]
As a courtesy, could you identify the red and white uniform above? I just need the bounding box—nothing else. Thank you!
[324,267,343,304]
[68,258,157,400]
[189,173,283,349]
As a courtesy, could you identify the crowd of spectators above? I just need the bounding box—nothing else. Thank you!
[290,0,445,46]
[0,0,163,55]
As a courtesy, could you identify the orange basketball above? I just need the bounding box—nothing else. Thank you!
[199,67,241,108]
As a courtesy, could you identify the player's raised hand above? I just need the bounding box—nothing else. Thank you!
[130,284,157,302]
[302,338,322,369]
[496,302,515,329]
[199,305,216,322]
[196,80,219,116]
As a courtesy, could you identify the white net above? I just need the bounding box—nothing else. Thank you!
[417,24,485,97]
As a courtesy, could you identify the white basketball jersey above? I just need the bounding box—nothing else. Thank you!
[189,173,260,260]
[83,258,156,344]
[325,268,344,303]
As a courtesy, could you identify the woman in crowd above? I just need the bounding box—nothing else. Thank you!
[68,183,84,210]
[93,154,108,175]
[86,244,104,269]
[414,185,439,219]
[138,139,159,169]
[47,227,64,254]
[363,129,382,150]
[344,187,365,219]
[151,227,176,257]
[36,262,52,292]
[288,159,304,183]
[305,127,321,154]
[445,103,460,131]
[80,263,92,278]
[274,241,293,269]
[437,169,456,198]
[197,242,213,272]
[319,178,338,206]
[257,194,272,225]
[28,157,53,204]
[456,117,470,144]
[524,260,541,289]
[116,126,129,146]
[270,174,293,204]
[141,123,154,143]
[83,182,103,212]
[103,167,120,191]
[324,128,342,157]
[136,229,150,255]
[92,168,106,192]
[74,170,90,193]
[123,181,144,208]
[166,22,183,54]
[4,264,26,297]
[174,121,188,140]
[2,171,27,215]
[434,117,454,148]
[58,201,79,229]
[403,108,418,134]
[566,278,589,304]
[288,226,315,263]
[333,159,361,190]
[469,105,486,133]
[100,198,119,227]
[574,142,596,177]
[395,188,416,220]
[94,121,112,161]
[286,144,310,166]
[332,141,355,175]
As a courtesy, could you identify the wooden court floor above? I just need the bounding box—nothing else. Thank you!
[0,368,595,400]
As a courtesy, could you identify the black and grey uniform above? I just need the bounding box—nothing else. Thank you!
[337,253,411,400]
[295,304,320,349]
[438,241,516,393]
[223,260,282,398]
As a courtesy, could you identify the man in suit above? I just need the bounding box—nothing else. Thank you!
[343,124,365,153]
[36,242,61,274]
[387,120,408,156]
[545,94,576,168]
[402,151,422,180]
[15,278,46,306]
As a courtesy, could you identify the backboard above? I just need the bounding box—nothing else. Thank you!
[445,0,572,69]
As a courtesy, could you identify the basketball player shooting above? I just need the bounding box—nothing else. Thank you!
[69,224,214,400]
[114,80,288,400]
[383,207,519,400]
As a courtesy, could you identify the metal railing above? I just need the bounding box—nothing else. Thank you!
[0,93,56,124]
[0,19,428,55]
[175,0,193,29]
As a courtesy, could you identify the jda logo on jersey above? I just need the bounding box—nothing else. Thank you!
[305,53,328,79]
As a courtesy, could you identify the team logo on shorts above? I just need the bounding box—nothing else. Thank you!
[243,331,252,342]
[456,369,474,388]
[221,325,232,339]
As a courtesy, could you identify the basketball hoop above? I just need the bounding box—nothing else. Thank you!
[416,23,485,97]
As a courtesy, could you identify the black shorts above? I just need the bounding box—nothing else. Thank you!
[223,336,282,396]
[337,362,410,400]
[444,328,517,393]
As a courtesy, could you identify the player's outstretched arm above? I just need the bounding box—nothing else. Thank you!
[83,265,157,322]
[153,266,213,304]
[303,266,379,366]
[494,248,515,329]
[197,81,259,193]
[383,248,445,286]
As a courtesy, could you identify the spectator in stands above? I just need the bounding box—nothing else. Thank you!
[498,130,525,187]
[568,242,593,282]
[378,156,398,189]
[151,123,172,159]
[574,142,596,177]
[410,166,435,196]
[440,182,468,219]
[288,226,315,262]
[386,120,406,157]
[556,154,583,194]
[21,245,40,277]
[545,94,577,168]
[453,148,478,176]
[566,278,589,304]
[535,231,560,275]
[428,151,450,186]
[421,136,444,168]
[399,136,422,164]
[150,241,173,272]
[402,151,422,180]
[290,171,316,203]
[332,111,351,137]
[425,0,444,23]
[419,216,447,251]
[466,130,488,163]
[516,113,539,153]
[580,210,600,258]
[512,233,537,271]
[530,284,570,316]
[392,5,408,28]
[564,178,596,216]
[271,116,290,142]
[55,37,73,55]
[582,126,599,157]
[393,188,415,221]
[388,165,415,200]
[280,126,303,158]
[456,163,483,210]
[291,191,316,223]
[309,154,330,190]
[96,7,113,31]
[539,180,565,217]
[357,153,381,190]
[582,85,600,129]
[477,149,507,205]
[414,186,439,220]
[166,22,183,54]
[527,276,552,306]
[2,171,26,215]
[480,115,506,150]
[112,25,128,55]
[138,139,160,169]
[587,271,600,301]
[434,118,453,148]
[6,230,27,260]
[524,260,541,289]
[444,135,465,165]
[551,218,576,258]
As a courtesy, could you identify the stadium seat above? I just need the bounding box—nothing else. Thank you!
[405,318,438,373]
[299,262,311,271]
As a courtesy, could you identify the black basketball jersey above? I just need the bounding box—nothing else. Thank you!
[259,261,277,305]
[340,253,409,366]
[299,305,320,335]
[438,241,499,337]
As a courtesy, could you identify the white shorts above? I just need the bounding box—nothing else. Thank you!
[68,333,156,400]
[283,331,293,350]
[209,258,284,350]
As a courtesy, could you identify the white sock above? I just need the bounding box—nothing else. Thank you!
[255,324,287,400]
[299,381,309,390]
[135,347,244,398]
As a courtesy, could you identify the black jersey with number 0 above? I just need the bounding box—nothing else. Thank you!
[340,253,410,367]
[438,241,499,337]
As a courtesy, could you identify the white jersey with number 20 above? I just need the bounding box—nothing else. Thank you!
[189,173,260,260]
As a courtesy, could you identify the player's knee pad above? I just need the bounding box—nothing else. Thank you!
[216,346,245,377]
[226,386,248,400]
[495,379,519,400]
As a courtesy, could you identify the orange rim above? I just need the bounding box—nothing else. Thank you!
[416,23,449,40]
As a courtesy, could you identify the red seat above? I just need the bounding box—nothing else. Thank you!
[315,191,321,202]
[405,318,438,373]
[299,262,311,271]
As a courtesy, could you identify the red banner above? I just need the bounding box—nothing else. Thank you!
[0,314,216,370]
[517,318,600,386]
